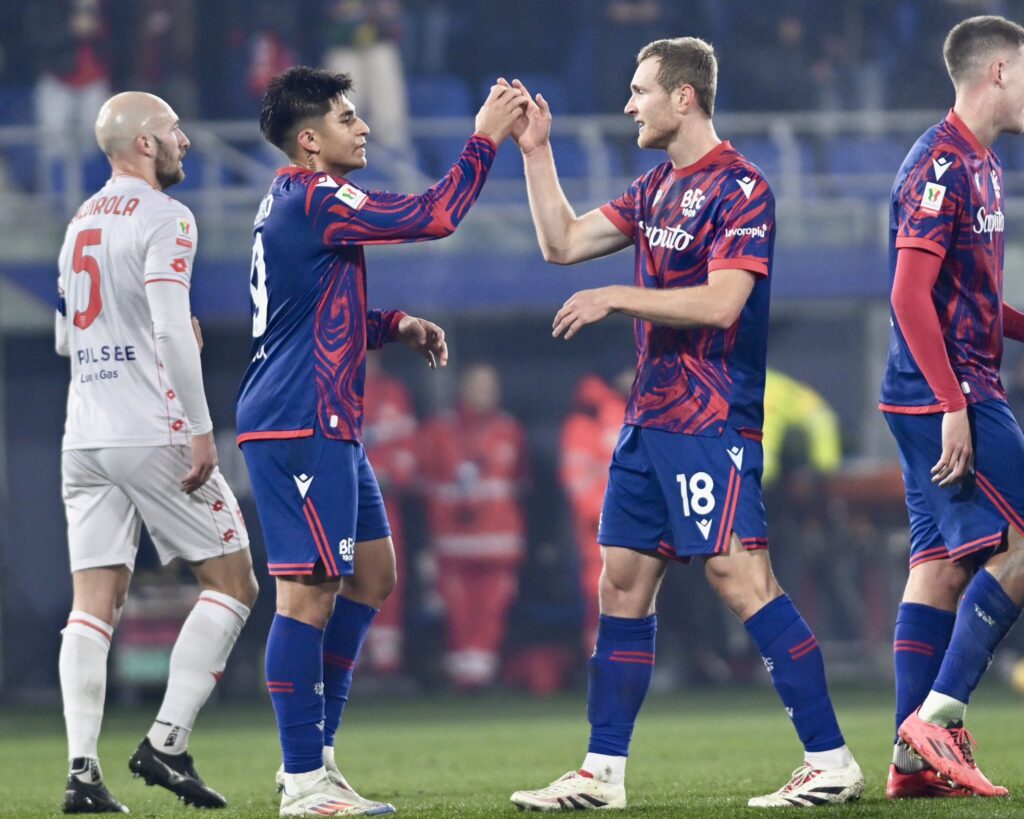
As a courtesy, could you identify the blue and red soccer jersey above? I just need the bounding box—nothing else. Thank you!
[600,141,775,438]
[236,134,496,445]
[880,110,1006,412]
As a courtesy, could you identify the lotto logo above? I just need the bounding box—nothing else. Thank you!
[170,258,188,273]
[223,529,236,543]
[212,500,224,512]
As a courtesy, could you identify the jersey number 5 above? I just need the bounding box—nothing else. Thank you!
[72,229,103,330]
[250,232,268,338]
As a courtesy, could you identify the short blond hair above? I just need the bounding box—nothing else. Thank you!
[637,37,717,117]
[944,15,1024,86]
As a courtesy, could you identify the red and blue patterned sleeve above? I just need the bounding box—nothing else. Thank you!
[308,134,496,247]
[708,171,774,277]
[599,177,641,239]
[366,309,407,349]
[895,152,968,258]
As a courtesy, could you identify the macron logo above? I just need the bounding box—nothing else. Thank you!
[737,176,756,199]
[727,445,744,470]
[696,519,712,540]
[293,473,314,499]
[932,156,951,180]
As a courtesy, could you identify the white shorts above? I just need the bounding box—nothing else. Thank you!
[62,445,249,572]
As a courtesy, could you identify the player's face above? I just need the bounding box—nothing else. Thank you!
[316,96,370,176]
[151,111,189,190]
[625,57,678,150]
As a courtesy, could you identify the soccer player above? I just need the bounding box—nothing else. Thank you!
[505,38,864,810]
[56,91,258,813]
[235,67,526,816]
[881,15,1024,799]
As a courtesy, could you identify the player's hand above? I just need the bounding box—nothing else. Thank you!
[553,287,616,340]
[932,408,973,487]
[191,315,204,353]
[182,431,218,493]
[498,78,552,154]
[397,315,448,368]
[474,83,529,145]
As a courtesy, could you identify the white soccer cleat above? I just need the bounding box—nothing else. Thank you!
[276,769,395,810]
[747,761,865,808]
[510,770,626,811]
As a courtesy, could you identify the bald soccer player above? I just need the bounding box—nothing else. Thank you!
[56,92,258,814]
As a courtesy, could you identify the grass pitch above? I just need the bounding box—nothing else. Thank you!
[1,685,1022,817]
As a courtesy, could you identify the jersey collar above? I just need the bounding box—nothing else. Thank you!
[670,140,732,177]
[945,109,987,156]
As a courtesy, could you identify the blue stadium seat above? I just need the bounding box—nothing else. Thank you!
[408,75,472,117]
[0,85,34,125]
[826,134,909,176]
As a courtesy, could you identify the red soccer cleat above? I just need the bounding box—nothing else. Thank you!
[886,765,973,799]
[898,710,1009,798]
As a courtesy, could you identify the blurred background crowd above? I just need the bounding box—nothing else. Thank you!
[4,0,1024,706]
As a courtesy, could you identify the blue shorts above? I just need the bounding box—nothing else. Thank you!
[884,399,1024,568]
[241,428,390,577]
[598,424,769,560]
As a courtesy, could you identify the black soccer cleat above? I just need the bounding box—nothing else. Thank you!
[128,738,227,809]
[63,775,130,814]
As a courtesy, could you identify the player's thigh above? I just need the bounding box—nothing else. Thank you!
[242,432,360,579]
[62,449,142,573]
[105,446,250,566]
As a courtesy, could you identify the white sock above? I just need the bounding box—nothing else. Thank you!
[149,590,250,752]
[892,741,927,773]
[918,692,967,727]
[323,745,337,770]
[60,611,113,760]
[804,745,855,771]
[581,753,626,785]
[284,766,327,797]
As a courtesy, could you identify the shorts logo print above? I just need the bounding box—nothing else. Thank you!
[727,445,744,470]
[293,473,314,499]
[696,519,712,540]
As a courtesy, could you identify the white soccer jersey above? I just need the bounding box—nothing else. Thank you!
[58,175,204,449]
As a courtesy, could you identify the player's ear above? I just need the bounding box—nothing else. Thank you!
[675,84,693,113]
[296,127,319,155]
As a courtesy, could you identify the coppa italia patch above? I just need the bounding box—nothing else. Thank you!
[177,219,193,248]
[335,184,368,210]
[920,182,946,213]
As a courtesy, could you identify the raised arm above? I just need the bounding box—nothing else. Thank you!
[505,79,631,264]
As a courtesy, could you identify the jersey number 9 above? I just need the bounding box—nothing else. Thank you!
[250,231,268,338]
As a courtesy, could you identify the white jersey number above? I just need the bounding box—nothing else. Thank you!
[250,231,268,338]
[675,471,715,517]
[72,228,104,330]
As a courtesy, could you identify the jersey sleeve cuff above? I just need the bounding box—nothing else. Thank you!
[895,236,947,259]
[385,311,408,343]
[599,204,633,238]
[470,132,498,150]
[708,257,768,277]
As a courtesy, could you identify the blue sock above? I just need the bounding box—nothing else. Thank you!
[322,595,377,747]
[266,614,325,774]
[587,614,656,756]
[932,569,1021,703]
[745,595,844,753]
[893,602,954,738]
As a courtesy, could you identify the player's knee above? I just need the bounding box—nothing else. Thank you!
[905,559,970,608]
[234,571,260,609]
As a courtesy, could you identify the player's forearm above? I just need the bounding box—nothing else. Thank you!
[890,248,966,412]
[604,285,731,329]
[1003,302,1024,342]
[522,144,582,264]
[147,283,214,434]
